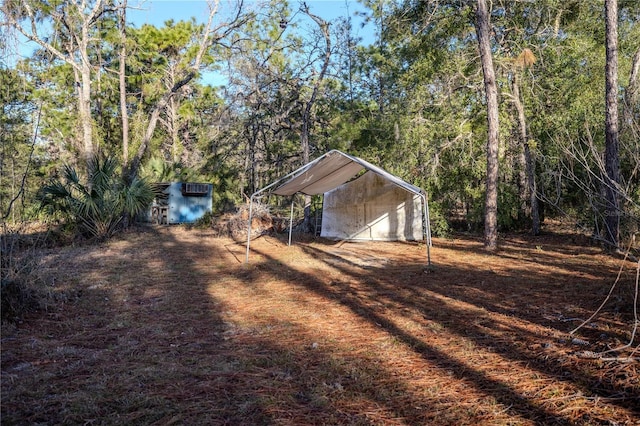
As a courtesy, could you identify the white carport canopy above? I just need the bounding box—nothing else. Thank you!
[245,150,432,264]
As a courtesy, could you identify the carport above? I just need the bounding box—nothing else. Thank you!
[245,150,432,265]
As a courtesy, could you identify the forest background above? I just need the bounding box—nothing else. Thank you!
[1,0,639,250]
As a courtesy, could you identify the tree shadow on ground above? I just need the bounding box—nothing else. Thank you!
[291,238,639,419]
[2,227,637,425]
[250,247,579,424]
[1,227,272,424]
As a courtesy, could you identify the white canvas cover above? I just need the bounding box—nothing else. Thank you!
[246,150,431,264]
[321,171,423,241]
[272,151,364,196]
[271,150,424,197]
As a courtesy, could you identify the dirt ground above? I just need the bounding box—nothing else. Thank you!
[1,224,639,425]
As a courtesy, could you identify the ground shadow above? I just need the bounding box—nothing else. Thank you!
[2,227,637,425]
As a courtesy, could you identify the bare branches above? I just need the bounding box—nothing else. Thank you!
[126,0,250,180]
[299,3,332,164]
[2,104,42,221]
[571,237,639,362]
[536,126,640,256]
[6,1,78,71]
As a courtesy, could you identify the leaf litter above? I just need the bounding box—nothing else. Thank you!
[1,224,638,425]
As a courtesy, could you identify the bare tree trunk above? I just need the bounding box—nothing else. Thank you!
[300,5,331,234]
[169,96,180,163]
[626,47,640,110]
[623,46,640,141]
[76,6,96,163]
[604,0,620,248]
[118,0,129,164]
[164,61,180,163]
[475,0,500,251]
[511,73,540,235]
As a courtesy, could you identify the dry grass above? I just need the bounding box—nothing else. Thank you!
[1,224,638,425]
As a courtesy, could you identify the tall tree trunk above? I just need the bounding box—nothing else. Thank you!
[78,20,95,163]
[511,72,540,235]
[73,63,94,163]
[300,5,331,234]
[627,47,640,108]
[119,0,129,164]
[623,46,640,138]
[604,0,620,248]
[168,88,181,163]
[475,0,500,251]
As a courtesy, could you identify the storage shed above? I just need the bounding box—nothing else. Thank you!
[150,182,212,224]
[245,150,431,264]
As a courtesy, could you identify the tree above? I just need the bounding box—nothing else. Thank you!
[130,19,212,167]
[299,4,331,166]
[222,0,295,195]
[126,0,249,181]
[510,49,541,235]
[117,0,129,163]
[224,0,338,204]
[299,4,332,232]
[475,0,500,250]
[2,0,116,165]
[0,67,42,222]
[603,0,620,248]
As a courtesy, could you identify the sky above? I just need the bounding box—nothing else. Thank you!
[129,0,373,41]
[128,0,375,86]
[130,0,370,28]
[7,1,374,86]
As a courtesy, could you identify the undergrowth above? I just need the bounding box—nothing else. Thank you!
[1,242,40,324]
[1,223,61,324]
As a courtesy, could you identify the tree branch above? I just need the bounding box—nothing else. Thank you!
[2,104,42,221]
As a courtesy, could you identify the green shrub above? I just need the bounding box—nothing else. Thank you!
[427,202,451,238]
[37,155,154,240]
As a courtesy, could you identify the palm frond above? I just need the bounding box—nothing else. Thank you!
[38,154,155,239]
[121,177,154,217]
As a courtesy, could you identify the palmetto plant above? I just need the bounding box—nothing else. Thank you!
[38,156,154,239]
[140,156,197,183]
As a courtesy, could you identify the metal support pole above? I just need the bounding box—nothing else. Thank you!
[421,194,432,266]
[288,199,294,246]
[245,196,254,263]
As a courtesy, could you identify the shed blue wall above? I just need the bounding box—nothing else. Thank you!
[166,182,213,224]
